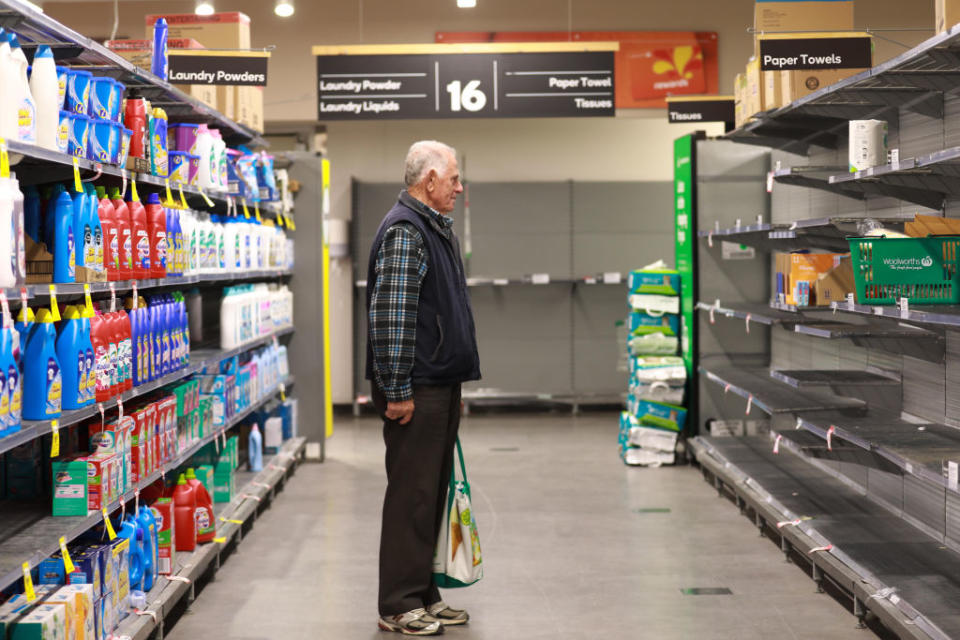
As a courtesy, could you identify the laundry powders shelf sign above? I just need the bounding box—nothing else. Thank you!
[167,50,269,86]
[313,43,617,120]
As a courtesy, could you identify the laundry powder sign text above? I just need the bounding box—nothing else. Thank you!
[759,36,872,71]
[168,51,269,86]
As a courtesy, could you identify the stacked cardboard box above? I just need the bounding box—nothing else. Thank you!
[774,252,855,306]
[145,13,263,132]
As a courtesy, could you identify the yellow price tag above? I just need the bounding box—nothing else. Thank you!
[213,537,227,544]
[49,285,61,321]
[178,185,188,210]
[199,188,214,208]
[254,204,262,223]
[280,384,286,402]
[130,177,139,203]
[241,200,250,220]
[22,562,36,602]
[276,212,285,228]
[83,284,93,314]
[50,419,60,458]
[0,138,9,179]
[164,178,174,206]
[219,517,243,525]
[72,157,82,193]
[102,508,117,541]
[289,217,296,231]
[59,537,76,574]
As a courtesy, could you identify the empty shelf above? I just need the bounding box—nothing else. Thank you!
[700,365,867,415]
[770,369,900,388]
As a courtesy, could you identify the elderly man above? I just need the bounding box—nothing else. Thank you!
[367,140,481,636]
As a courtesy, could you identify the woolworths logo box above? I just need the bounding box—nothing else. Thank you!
[849,237,960,305]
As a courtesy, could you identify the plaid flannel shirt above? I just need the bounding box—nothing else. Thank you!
[369,198,454,402]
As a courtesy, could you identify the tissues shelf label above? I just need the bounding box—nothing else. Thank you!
[314,45,616,120]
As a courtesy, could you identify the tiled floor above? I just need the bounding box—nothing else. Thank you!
[167,413,871,639]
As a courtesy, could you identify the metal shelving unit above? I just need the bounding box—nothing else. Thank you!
[769,369,900,388]
[698,215,912,252]
[700,365,867,415]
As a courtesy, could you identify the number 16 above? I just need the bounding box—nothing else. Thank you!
[446,80,487,112]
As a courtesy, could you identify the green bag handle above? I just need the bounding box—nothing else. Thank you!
[455,437,468,482]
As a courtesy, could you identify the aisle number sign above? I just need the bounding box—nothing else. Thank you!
[313,43,617,120]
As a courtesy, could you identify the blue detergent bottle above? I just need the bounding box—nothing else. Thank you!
[78,304,94,406]
[23,185,40,244]
[14,306,33,359]
[117,515,145,592]
[152,18,168,81]
[55,305,86,410]
[71,184,88,270]
[0,325,21,437]
[22,308,61,420]
[160,295,172,376]
[50,190,75,283]
[84,183,103,274]
[137,505,157,591]
[248,423,263,472]
[129,304,144,387]
[151,298,162,380]
[42,183,63,250]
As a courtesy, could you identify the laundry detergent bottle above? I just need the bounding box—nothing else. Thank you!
[23,308,61,420]
[29,45,58,150]
[118,515,145,592]
[172,473,197,552]
[96,187,120,281]
[55,305,86,410]
[89,310,113,402]
[126,185,149,279]
[186,468,215,543]
[8,35,36,144]
[78,303,95,406]
[84,183,103,274]
[137,505,158,591]
[50,190,75,283]
[0,324,21,435]
[144,193,167,278]
[109,187,133,280]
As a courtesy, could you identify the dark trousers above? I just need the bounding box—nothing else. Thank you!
[373,383,462,616]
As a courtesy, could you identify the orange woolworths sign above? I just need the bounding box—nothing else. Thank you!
[436,31,718,108]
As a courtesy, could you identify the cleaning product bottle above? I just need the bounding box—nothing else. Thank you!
[171,473,197,552]
[89,310,112,402]
[0,33,15,139]
[152,18,168,81]
[96,187,119,281]
[84,183,103,274]
[22,308,61,420]
[106,311,122,398]
[55,305,86,411]
[109,187,132,280]
[0,173,18,288]
[127,300,145,387]
[78,303,94,406]
[14,306,32,359]
[124,92,147,160]
[0,324,20,435]
[126,185,149,279]
[117,515,145,593]
[137,505,158,591]
[8,35,36,144]
[185,468,215,543]
[144,193,167,278]
[29,45,58,151]
[50,190,75,283]
[248,423,263,471]
[149,108,168,178]
[71,183,88,272]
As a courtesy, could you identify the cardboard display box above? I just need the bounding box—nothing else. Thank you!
[146,13,251,50]
[780,67,868,103]
[937,0,960,33]
[775,252,849,306]
[813,257,855,305]
[235,86,264,133]
[754,0,855,33]
[746,56,782,114]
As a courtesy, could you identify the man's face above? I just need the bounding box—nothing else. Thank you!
[426,153,464,214]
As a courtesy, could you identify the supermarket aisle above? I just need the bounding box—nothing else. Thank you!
[166,414,862,640]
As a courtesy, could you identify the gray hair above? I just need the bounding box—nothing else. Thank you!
[404,140,456,187]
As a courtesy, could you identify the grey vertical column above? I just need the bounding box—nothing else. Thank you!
[695,139,771,429]
[288,152,327,453]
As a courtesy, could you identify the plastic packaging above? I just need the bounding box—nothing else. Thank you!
[29,45,58,150]
[186,468,215,543]
[22,308,61,420]
[152,18,168,80]
[49,190,75,283]
[8,35,36,143]
[172,473,197,552]
[248,423,263,471]
[144,193,167,277]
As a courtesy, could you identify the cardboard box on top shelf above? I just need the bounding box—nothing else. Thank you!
[734,72,746,128]
[754,0,855,33]
[907,214,960,236]
[937,0,960,33]
[146,12,251,50]
[107,38,217,111]
[746,56,782,113]
[236,86,264,132]
[217,85,236,120]
[744,59,763,120]
[763,66,783,110]
[775,251,848,306]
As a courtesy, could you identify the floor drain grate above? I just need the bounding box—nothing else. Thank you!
[490,447,520,452]
[680,588,733,596]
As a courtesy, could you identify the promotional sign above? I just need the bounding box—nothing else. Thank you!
[436,31,720,108]
[314,43,616,120]
[667,96,735,131]
[759,35,872,71]
[168,50,269,86]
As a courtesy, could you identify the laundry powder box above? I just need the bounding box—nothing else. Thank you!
[7,603,67,640]
[47,585,95,640]
[849,119,888,172]
[630,398,688,433]
[151,498,176,575]
[51,459,89,516]
[627,268,680,295]
[67,548,102,601]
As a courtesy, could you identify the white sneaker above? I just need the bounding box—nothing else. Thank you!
[378,608,444,636]
[425,601,470,626]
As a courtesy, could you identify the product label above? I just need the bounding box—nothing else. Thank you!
[57,118,70,152]
[109,229,120,271]
[18,100,36,143]
[83,224,94,267]
[107,342,118,389]
[57,74,67,108]
[47,357,62,414]
[7,365,20,422]
[196,507,213,534]
[0,370,8,426]
[121,338,132,384]
[137,231,150,269]
[155,231,167,271]
[68,228,75,276]
[84,349,94,403]
[122,229,132,270]
[77,353,86,405]
[91,130,110,162]
[95,344,109,393]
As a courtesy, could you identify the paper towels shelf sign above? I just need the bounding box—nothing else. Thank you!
[759,35,872,71]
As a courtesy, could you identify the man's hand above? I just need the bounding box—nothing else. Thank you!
[386,399,415,425]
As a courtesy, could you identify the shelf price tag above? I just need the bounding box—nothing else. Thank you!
[0,138,8,179]
[164,178,174,207]
[241,199,251,220]
[178,184,188,210]
[109,283,116,312]
[199,188,215,208]
[276,212,285,228]
[72,157,82,193]
[219,517,243,525]
[899,297,909,320]
[130,176,139,203]
[288,216,295,232]
[19,287,28,318]
[213,536,227,544]
[254,204,262,223]
[279,384,286,401]
[83,284,93,315]
[132,282,138,309]
[102,507,117,540]
[48,285,60,321]
[22,562,36,602]
[120,170,128,198]
[59,536,76,574]
[50,419,60,458]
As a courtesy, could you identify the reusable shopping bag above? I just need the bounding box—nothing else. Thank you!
[432,438,483,588]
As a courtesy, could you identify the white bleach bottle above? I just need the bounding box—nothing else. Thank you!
[29,45,59,151]
[7,35,36,144]
[0,33,17,140]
